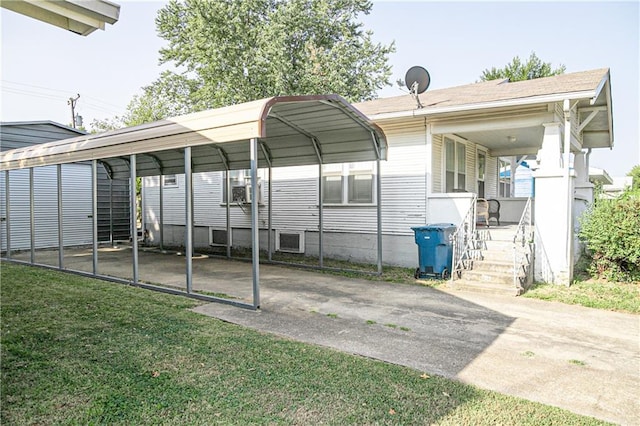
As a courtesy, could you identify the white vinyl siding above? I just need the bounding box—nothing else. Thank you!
[431,134,443,192]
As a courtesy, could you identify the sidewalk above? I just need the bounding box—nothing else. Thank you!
[193,269,640,425]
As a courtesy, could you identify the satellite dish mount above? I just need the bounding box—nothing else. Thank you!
[405,66,431,109]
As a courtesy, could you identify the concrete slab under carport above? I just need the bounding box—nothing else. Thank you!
[7,247,639,425]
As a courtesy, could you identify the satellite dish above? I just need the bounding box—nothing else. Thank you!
[405,66,431,94]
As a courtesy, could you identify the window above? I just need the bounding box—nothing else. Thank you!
[222,169,263,203]
[499,158,511,197]
[477,151,486,198]
[162,174,178,187]
[444,137,466,192]
[322,162,375,204]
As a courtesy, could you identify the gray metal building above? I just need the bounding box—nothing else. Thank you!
[0,121,130,251]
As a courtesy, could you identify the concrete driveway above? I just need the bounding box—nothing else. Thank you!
[12,246,640,424]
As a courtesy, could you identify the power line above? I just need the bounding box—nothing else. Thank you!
[1,79,126,111]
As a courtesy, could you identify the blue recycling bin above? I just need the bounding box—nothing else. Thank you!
[411,223,456,279]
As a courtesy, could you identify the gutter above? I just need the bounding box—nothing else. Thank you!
[367,89,599,122]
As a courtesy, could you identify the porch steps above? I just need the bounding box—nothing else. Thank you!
[449,224,527,297]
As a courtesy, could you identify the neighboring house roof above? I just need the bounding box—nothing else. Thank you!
[1,0,120,36]
[355,68,613,153]
[0,95,387,179]
[0,121,86,152]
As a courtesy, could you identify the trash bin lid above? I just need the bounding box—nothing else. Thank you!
[411,223,456,231]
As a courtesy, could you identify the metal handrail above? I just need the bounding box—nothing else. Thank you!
[512,197,534,291]
[450,195,478,281]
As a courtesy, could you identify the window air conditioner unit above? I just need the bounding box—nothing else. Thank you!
[209,228,231,247]
[231,183,262,203]
[231,185,248,203]
[276,230,305,254]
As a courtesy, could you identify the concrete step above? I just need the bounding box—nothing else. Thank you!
[479,249,515,262]
[447,278,523,297]
[459,269,514,286]
[468,259,514,274]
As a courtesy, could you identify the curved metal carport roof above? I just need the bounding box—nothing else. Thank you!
[1,95,388,309]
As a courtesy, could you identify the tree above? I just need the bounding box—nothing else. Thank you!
[480,52,566,82]
[149,0,393,114]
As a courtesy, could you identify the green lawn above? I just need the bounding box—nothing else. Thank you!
[1,263,609,425]
[524,279,640,314]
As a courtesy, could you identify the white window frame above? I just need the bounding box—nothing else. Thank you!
[221,169,264,204]
[162,174,178,188]
[321,162,376,205]
[477,149,487,198]
[443,136,467,193]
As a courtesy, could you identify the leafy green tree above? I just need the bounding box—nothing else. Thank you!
[480,52,566,82]
[150,0,394,114]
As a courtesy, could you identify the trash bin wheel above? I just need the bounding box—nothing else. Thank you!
[414,267,420,279]
[441,268,450,280]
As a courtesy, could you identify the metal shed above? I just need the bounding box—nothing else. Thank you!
[1,95,387,309]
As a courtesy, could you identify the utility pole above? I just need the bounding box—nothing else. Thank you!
[68,94,80,128]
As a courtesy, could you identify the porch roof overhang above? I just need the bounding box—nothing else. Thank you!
[1,0,120,36]
[0,95,388,179]
[356,69,613,157]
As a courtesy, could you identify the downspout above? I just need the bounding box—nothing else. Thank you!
[563,99,573,285]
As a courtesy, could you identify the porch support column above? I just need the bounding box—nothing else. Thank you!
[130,155,139,284]
[91,161,99,274]
[57,164,64,269]
[573,150,593,203]
[29,168,34,264]
[250,138,260,309]
[185,147,193,293]
[533,120,574,286]
[4,170,11,259]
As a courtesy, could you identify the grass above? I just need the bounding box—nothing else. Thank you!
[1,263,611,425]
[524,279,640,314]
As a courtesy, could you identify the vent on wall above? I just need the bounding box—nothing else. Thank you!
[276,230,305,254]
[209,228,231,246]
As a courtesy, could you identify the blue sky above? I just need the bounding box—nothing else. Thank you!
[1,1,638,175]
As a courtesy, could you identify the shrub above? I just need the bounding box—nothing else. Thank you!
[579,189,640,282]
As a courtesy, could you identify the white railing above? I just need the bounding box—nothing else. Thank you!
[513,197,534,292]
[450,195,479,281]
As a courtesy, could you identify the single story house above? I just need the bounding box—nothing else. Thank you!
[140,68,613,288]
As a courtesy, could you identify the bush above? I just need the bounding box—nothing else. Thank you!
[579,189,640,282]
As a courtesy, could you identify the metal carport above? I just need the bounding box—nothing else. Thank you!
[0,95,387,309]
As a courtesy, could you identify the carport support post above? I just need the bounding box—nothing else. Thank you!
[318,164,323,268]
[4,170,11,259]
[376,159,382,275]
[130,155,139,284]
[92,160,99,275]
[57,164,64,269]
[185,147,193,293]
[250,138,260,308]
[267,166,272,262]
[159,175,164,251]
[225,170,231,258]
[29,168,34,264]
